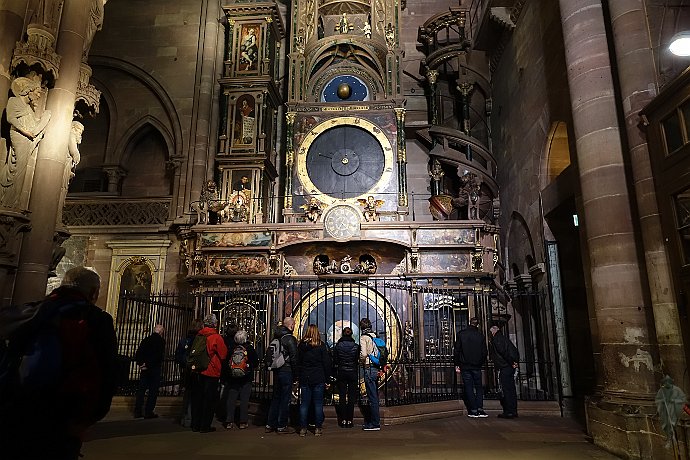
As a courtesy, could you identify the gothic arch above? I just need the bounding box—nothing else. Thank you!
[89,55,183,159]
[540,121,571,189]
[114,116,174,167]
[506,211,536,277]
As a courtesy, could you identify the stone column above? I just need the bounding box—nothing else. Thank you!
[559,0,657,394]
[608,0,687,390]
[0,0,28,110]
[559,0,659,456]
[13,0,90,304]
[184,0,221,215]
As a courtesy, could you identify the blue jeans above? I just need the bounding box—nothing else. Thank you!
[266,370,292,428]
[299,382,325,428]
[363,367,380,427]
[461,369,483,413]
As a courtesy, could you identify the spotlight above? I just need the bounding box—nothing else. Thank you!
[670,32,690,56]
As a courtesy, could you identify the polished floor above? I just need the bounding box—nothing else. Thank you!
[83,410,619,459]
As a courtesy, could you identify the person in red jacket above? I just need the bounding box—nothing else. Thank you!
[190,313,228,433]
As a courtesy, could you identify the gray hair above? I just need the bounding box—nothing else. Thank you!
[234,330,248,344]
[61,267,101,303]
[490,326,500,335]
[203,313,218,327]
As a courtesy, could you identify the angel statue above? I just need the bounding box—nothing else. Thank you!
[300,196,324,223]
[357,196,384,222]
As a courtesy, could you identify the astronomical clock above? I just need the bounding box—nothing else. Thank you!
[283,0,407,231]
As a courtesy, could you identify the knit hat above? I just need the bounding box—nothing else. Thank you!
[203,313,218,327]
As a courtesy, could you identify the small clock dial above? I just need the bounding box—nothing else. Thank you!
[324,205,361,240]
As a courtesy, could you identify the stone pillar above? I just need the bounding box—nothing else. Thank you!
[559,0,659,457]
[184,0,221,214]
[13,0,90,304]
[0,0,28,110]
[103,165,126,193]
[608,0,687,391]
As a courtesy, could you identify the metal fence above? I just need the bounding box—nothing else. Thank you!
[113,279,558,406]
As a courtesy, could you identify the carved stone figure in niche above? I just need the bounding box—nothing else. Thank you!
[451,171,482,220]
[84,0,107,58]
[239,26,259,71]
[385,23,396,50]
[194,180,227,224]
[300,196,323,222]
[0,75,51,209]
[361,20,372,39]
[357,196,384,222]
[336,13,354,34]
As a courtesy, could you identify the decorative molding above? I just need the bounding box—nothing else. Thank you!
[75,64,101,116]
[63,200,170,226]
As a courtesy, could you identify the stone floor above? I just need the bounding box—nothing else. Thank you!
[83,411,620,460]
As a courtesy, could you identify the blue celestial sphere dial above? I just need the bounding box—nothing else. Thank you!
[322,75,370,102]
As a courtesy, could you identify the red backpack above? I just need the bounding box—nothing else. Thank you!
[230,345,250,378]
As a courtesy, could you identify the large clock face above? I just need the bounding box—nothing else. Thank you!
[296,117,394,205]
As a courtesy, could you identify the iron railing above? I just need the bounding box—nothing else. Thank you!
[113,279,558,405]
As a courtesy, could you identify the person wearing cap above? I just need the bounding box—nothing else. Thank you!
[190,313,228,433]
[454,317,488,418]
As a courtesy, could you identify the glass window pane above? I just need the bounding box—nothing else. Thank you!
[663,111,684,153]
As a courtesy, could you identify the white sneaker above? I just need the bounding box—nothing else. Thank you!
[477,409,489,418]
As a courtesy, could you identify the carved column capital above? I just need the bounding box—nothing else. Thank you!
[75,63,101,117]
[11,25,61,83]
[103,165,127,193]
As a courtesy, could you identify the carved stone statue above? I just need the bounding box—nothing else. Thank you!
[357,196,384,222]
[68,121,84,169]
[336,13,354,34]
[0,76,51,209]
[194,180,226,224]
[84,0,107,59]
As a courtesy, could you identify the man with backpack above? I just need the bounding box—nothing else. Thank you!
[134,324,166,419]
[222,329,258,429]
[0,266,118,460]
[175,318,204,427]
[359,317,382,431]
[189,313,227,433]
[265,316,298,434]
[490,325,520,419]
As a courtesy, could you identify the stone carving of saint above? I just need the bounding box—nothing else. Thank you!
[0,76,51,209]
[84,0,107,58]
[68,121,84,169]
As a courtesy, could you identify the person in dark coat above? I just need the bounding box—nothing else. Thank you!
[0,266,118,460]
[490,325,520,419]
[266,317,299,434]
[222,329,258,429]
[332,326,360,428]
[134,324,166,419]
[175,318,203,427]
[453,317,488,418]
[297,324,332,437]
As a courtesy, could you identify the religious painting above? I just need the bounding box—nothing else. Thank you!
[200,231,272,247]
[234,94,256,145]
[238,24,260,72]
[119,260,152,299]
[208,255,268,275]
[419,252,470,273]
[416,228,475,245]
[228,169,253,207]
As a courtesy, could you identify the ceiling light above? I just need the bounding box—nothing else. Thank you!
[670,32,690,56]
